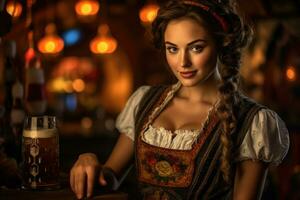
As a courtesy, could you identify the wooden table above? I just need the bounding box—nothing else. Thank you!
[0,173,128,200]
[0,187,128,200]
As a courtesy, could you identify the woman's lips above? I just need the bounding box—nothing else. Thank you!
[179,70,197,79]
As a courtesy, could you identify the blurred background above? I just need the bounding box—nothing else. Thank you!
[0,0,299,199]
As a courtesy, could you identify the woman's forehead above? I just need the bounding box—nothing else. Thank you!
[164,17,212,43]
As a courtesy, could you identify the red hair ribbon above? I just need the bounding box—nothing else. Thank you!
[182,0,229,32]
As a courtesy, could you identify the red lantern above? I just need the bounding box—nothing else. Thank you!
[90,24,117,54]
[75,0,100,16]
[139,3,159,24]
[6,1,23,18]
[38,23,64,54]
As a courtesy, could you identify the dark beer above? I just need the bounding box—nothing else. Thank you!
[22,128,60,190]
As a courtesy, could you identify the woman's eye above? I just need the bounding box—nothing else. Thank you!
[191,45,203,52]
[166,46,178,53]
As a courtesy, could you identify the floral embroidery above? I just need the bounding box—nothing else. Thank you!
[155,161,173,177]
[141,151,188,183]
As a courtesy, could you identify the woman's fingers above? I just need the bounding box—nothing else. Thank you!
[86,166,96,198]
[99,170,107,186]
[70,167,75,192]
[69,153,100,199]
[74,166,86,199]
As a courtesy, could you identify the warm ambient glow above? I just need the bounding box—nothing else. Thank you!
[90,24,117,54]
[73,79,85,92]
[139,3,159,24]
[25,31,41,69]
[81,117,93,129]
[49,78,86,93]
[6,1,23,18]
[50,78,66,92]
[75,0,100,16]
[38,23,64,54]
[286,66,296,81]
[64,80,73,93]
[49,78,74,93]
[25,48,35,63]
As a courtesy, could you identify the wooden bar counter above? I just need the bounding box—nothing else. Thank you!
[0,187,128,200]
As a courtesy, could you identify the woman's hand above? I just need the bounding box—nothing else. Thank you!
[70,153,106,199]
[70,133,134,199]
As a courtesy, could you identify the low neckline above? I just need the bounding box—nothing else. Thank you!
[146,82,220,135]
[148,82,220,134]
[149,102,218,135]
[140,83,220,150]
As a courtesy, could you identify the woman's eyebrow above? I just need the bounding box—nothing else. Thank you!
[187,39,207,46]
[165,39,207,46]
[165,41,177,46]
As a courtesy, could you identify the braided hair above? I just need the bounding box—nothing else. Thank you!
[152,0,252,183]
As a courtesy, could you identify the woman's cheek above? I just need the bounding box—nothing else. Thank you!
[166,57,177,71]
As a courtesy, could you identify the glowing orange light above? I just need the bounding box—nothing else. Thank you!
[25,48,35,62]
[75,0,100,16]
[64,80,73,93]
[38,23,64,54]
[50,78,66,92]
[97,42,108,52]
[286,66,296,81]
[38,36,64,54]
[73,79,85,92]
[139,4,159,24]
[90,37,117,54]
[81,117,93,129]
[6,1,23,18]
[90,24,118,54]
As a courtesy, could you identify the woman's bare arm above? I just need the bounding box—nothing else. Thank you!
[233,160,268,200]
[103,132,135,175]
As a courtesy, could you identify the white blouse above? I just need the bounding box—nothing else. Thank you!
[115,84,290,165]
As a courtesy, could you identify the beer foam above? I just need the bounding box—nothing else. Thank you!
[23,128,57,138]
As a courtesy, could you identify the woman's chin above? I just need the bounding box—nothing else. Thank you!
[179,79,199,87]
[178,76,206,87]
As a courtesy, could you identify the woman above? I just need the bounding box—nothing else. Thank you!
[70,0,290,199]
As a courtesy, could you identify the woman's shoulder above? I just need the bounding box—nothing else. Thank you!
[132,84,172,96]
[249,107,289,142]
[132,85,152,97]
[115,85,151,140]
[115,84,171,140]
[235,95,290,165]
[124,83,175,109]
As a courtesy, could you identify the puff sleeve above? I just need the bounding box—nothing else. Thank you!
[235,108,290,165]
[115,86,151,141]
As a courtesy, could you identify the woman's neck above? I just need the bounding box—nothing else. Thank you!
[176,69,221,104]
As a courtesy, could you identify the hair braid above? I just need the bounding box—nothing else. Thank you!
[217,8,252,182]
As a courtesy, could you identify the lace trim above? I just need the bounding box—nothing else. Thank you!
[148,125,200,135]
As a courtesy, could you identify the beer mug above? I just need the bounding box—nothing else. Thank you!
[21,116,60,190]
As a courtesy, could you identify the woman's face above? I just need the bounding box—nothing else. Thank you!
[164,17,218,87]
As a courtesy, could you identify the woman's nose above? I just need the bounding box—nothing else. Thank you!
[180,50,191,68]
